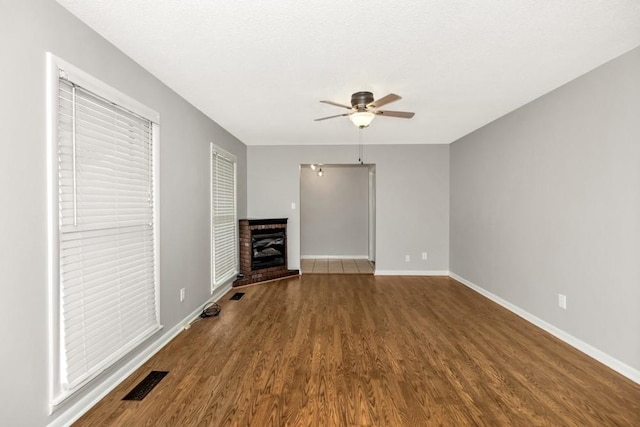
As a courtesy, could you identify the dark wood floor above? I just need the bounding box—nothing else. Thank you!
[74,275,640,426]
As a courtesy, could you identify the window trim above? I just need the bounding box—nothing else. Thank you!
[46,53,162,411]
[210,143,238,292]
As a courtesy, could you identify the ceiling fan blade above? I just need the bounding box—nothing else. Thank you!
[368,93,401,108]
[320,100,352,109]
[374,110,415,118]
[314,113,350,121]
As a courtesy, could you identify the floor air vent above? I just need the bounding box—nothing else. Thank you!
[122,371,168,401]
[230,292,245,300]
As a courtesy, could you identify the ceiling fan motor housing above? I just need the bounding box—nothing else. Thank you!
[351,91,374,109]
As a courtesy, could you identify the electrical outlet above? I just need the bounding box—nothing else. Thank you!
[422,252,428,260]
[291,202,296,210]
[558,294,567,310]
[405,255,410,262]
[180,288,185,302]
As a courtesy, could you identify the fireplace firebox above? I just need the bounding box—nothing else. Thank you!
[251,230,285,270]
[234,218,299,287]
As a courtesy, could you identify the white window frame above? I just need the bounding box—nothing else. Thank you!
[210,143,238,292]
[46,53,162,411]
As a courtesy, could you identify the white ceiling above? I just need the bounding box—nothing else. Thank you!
[57,0,640,146]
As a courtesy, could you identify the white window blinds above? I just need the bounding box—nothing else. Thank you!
[211,146,238,287]
[56,77,160,393]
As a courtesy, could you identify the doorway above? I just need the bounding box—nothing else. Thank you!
[299,164,376,274]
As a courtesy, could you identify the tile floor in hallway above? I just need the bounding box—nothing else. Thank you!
[300,258,375,274]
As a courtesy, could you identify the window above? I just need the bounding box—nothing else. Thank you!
[47,54,161,407]
[211,144,238,290]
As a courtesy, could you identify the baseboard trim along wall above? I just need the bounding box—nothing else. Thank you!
[47,282,233,427]
[375,270,450,276]
[300,255,370,259]
[449,272,640,386]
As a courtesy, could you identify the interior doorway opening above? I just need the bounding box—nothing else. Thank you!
[299,164,376,274]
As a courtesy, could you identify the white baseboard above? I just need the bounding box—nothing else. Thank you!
[300,255,370,260]
[375,270,450,276]
[47,282,233,427]
[449,272,640,385]
[210,281,234,302]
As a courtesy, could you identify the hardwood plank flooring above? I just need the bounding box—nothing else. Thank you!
[74,275,640,426]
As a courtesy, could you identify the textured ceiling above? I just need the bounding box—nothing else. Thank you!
[57,0,640,145]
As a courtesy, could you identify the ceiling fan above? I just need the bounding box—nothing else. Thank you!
[314,91,415,128]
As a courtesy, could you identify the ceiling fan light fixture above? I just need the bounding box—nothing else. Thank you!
[349,111,375,128]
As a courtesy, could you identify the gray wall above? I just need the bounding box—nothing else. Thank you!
[0,1,247,425]
[300,165,369,257]
[247,145,449,273]
[450,46,640,372]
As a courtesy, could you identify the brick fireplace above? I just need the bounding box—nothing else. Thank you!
[233,218,299,287]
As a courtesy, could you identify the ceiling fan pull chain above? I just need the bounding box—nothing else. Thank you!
[358,127,364,164]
